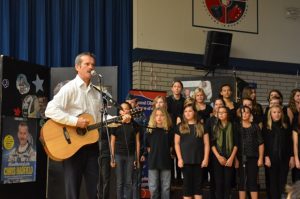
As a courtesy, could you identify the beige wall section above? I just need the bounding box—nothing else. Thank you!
[133,0,205,54]
[133,61,299,105]
[133,0,300,63]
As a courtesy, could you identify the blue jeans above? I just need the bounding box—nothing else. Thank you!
[148,169,171,199]
[115,154,135,199]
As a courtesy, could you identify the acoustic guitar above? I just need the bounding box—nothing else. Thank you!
[40,108,142,161]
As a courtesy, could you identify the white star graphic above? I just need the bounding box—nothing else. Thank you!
[32,74,44,92]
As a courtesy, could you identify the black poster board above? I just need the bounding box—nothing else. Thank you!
[0,55,49,198]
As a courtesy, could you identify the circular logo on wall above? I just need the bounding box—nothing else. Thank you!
[204,0,247,27]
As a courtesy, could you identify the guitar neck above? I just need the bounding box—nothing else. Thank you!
[87,116,122,131]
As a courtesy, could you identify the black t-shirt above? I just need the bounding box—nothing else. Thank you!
[292,112,300,157]
[146,128,173,170]
[111,121,139,156]
[237,123,263,158]
[167,95,185,127]
[197,104,213,124]
[228,101,238,122]
[175,124,206,164]
[292,111,299,132]
[205,116,218,139]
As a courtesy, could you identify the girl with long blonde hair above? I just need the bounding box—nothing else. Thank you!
[263,104,294,199]
[193,88,213,124]
[146,107,173,199]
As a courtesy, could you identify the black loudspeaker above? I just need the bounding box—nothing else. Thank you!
[203,31,232,70]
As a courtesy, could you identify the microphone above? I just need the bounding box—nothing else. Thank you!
[91,70,103,78]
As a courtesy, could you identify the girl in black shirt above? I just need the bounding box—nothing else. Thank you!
[167,80,185,184]
[193,88,213,124]
[175,103,209,199]
[211,106,238,199]
[292,113,300,182]
[237,98,263,128]
[219,84,238,122]
[287,89,300,182]
[236,106,264,199]
[242,87,264,125]
[110,102,140,199]
[146,107,172,199]
[263,105,294,199]
[205,98,225,197]
[287,89,300,125]
[264,89,289,125]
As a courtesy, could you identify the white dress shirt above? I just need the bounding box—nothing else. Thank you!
[45,75,102,126]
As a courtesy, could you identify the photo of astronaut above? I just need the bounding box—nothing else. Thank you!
[1,117,37,184]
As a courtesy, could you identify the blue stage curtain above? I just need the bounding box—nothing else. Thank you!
[0,0,132,101]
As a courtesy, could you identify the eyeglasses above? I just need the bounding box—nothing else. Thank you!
[218,111,227,114]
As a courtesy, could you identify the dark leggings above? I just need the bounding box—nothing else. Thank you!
[238,157,259,192]
[182,164,203,197]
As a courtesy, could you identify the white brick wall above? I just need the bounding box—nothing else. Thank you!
[133,61,300,105]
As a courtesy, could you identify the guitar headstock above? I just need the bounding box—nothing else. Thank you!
[130,107,144,118]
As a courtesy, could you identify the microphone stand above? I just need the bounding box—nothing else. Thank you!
[94,76,115,199]
[92,82,120,199]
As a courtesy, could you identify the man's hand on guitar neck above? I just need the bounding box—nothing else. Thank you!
[121,114,132,123]
[76,117,90,128]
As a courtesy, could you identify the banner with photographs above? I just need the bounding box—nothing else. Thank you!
[178,76,237,103]
[1,117,37,183]
[128,89,167,118]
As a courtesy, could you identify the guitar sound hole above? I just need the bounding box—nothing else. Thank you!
[76,128,87,136]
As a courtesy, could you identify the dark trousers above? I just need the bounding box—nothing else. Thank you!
[98,154,111,199]
[213,156,234,199]
[265,156,289,199]
[63,144,99,199]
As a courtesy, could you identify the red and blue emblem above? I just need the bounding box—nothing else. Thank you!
[204,0,247,25]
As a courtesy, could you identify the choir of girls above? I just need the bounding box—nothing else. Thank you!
[107,81,300,199]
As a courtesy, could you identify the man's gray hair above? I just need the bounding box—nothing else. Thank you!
[74,52,96,66]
